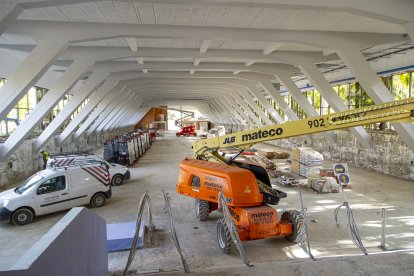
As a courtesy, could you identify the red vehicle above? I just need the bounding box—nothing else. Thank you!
[176,125,197,137]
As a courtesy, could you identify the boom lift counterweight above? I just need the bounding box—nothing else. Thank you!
[176,98,414,253]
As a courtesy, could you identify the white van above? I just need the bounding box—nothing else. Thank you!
[47,154,130,186]
[0,163,111,226]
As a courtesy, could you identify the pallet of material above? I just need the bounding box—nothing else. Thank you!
[291,160,300,175]
[292,147,323,165]
[257,149,290,159]
[274,151,290,159]
[309,176,340,193]
[257,148,276,159]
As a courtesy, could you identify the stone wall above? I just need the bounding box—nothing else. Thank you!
[0,133,105,188]
[264,130,414,181]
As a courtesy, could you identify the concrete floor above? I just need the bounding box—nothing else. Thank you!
[0,131,414,275]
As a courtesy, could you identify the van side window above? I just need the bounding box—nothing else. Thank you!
[37,176,66,195]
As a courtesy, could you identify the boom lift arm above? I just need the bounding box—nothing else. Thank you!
[191,98,414,162]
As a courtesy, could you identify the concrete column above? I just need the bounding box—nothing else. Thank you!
[0,39,68,120]
[337,47,414,151]
[300,63,372,148]
[0,60,93,161]
[93,92,136,134]
[238,90,273,125]
[275,73,337,144]
[0,3,23,35]
[33,72,108,151]
[57,80,120,144]
[74,87,127,138]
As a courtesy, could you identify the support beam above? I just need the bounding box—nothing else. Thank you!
[404,21,414,41]
[200,40,212,53]
[33,71,108,151]
[337,47,414,152]
[223,96,253,125]
[74,87,127,138]
[300,63,372,148]
[57,80,121,144]
[247,85,284,123]
[238,90,273,125]
[104,99,143,131]
[0,39,68,120]
[110,98,142,130]
[263,43,284,55]
[0,3,23,35]
[214,98,244,125]
[194,58,201,66]
[93,92,136,134]
[271,73,337,144]
[230,92,263,126]
[126,37,138,52]
[136,57,144,65]
[0,60,92,161]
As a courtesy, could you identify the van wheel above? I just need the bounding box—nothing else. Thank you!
[112,174,124,186]
[11,208,34,226]
[91,193,106,208]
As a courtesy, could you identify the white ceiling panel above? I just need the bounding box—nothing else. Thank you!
[154,3,173,25]
[95,1,122,23]
[188,6,210,25]
[204,6,229,26]
[77,3,106,22]
[57,4,86,21]
[113,2,139,24]
[172,39,185,48]
[235,7,264,28]
[135,2,155,24]
[42,6,70,21]
[219,7,247,27]
[145,38,173,48]
[225,41,269,50]
[144,57,194,63]
[173,5,192,25]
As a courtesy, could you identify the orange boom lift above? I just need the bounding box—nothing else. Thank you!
[176,98,414,253]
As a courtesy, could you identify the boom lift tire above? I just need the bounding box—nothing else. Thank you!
[195,198,209,221]
[281,210,303,243]
[216,218,236,254]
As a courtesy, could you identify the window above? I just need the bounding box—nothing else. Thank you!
[37,176,66,195]
[191,175,200,188]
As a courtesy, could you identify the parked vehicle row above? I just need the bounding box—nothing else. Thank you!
[0,152,133,226]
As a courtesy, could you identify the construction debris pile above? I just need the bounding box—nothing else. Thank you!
[291,147,324,177]
[104,131,152,166]
[308,176,340,193]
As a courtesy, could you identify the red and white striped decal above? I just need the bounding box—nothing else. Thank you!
[52,158,75,167]
[82,165,110,186]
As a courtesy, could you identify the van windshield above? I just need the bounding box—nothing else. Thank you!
[14,174,45,194]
